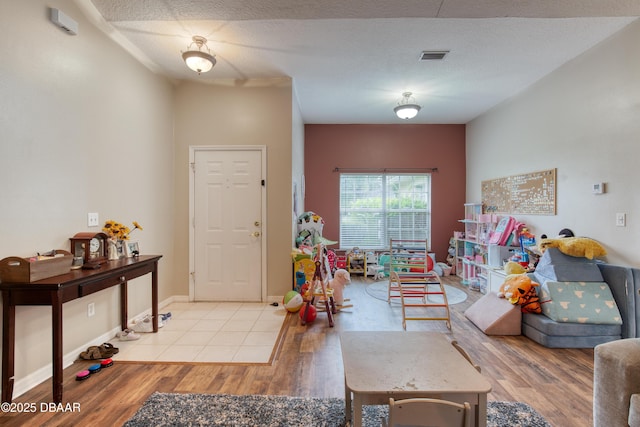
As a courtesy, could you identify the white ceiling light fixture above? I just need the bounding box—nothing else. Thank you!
[182,36,217,74]
[394,92,421,120]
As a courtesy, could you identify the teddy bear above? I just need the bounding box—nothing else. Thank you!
[327,269,350,306]
[538,236,606,259]
[498,274,542,314]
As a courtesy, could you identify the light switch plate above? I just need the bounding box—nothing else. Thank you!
[88,212,99,227]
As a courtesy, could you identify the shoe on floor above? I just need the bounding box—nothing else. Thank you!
[130,314,163,333]
[130,317,153,333]
[116,329,141,341]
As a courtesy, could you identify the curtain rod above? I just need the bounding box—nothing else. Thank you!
[333,167,438,173]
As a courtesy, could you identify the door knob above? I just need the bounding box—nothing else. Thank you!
[250,231,261,237]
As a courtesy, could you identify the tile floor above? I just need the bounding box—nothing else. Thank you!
[109,301,287,363]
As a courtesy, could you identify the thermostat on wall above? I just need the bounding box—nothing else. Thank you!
[50,8,78,35]
[592,182,605,194]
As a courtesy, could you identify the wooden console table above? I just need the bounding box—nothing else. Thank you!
[0,255,162,403]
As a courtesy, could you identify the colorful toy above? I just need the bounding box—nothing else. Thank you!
[406,254,434,273]
[509,251,530,268]
[504,261,526,275]
[283,290,304,312]
[538,236,606,259]
[498,274,542,314]
[327,269,350,306]
[498,274,526,300]
[518,227,536,247]
[75,370,90,381]
[326,249,337,273]
[298,244,339,327]
[294,271,306,293]
[295,229,314,247]
[299,302,317,323]
[489,216,516,245]
[515,285,542,314]
[296,211,328,248]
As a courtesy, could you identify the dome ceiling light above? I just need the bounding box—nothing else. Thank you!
[182,36,216,74]
[394,92,421,120]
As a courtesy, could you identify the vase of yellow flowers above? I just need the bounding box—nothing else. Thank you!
[102,220,143,260]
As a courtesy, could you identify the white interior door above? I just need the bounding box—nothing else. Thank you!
[191,147,265,301]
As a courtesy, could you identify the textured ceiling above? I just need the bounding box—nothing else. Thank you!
[82,0,640,124]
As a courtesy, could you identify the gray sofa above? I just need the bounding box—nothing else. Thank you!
[521,248,638,348]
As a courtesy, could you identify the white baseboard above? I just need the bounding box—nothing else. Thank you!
[268,295,283,304]
[11,295,181,399]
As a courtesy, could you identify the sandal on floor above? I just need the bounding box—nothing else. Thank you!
[79,346,102,360]
[99,343,119,357]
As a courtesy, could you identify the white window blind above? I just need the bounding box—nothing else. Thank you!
[339,173,431,249]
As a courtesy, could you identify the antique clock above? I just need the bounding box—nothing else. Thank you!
[70,232,109,268]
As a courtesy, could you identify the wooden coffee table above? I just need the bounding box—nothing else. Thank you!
[340,331,491,427]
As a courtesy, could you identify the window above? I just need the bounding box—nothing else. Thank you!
[339,173,431,249]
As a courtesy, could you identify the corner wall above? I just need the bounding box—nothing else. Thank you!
[466,19,640,266]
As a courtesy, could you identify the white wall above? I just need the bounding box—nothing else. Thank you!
[0,0,175,396]
[466,19,640,266]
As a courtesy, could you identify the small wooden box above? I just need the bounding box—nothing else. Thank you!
[0,250,73,283]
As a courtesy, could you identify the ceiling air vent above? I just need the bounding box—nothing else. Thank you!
[419,51,449,61]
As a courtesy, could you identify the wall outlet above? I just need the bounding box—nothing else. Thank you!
[87,303,95,317]
[88,212,99,227]
[616,213,626,227]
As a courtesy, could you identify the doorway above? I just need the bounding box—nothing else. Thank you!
[189,146,266,301]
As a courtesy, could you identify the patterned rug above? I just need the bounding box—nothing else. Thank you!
[365,281,468,305]
[124,392,550,427]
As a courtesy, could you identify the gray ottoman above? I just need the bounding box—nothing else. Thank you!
[593,338,640,427]
[523,313,621,348]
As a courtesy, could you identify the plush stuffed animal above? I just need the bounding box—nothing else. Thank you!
[513,281,542,314]
[538,237,606,259]
[498,274,542,314]
[497,274,525,300]
[327,269,350,306]
[504,261,526,275]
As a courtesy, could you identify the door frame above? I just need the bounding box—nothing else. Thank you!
[188,145,268,302]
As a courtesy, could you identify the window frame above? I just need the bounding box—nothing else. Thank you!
[338,173,431,250]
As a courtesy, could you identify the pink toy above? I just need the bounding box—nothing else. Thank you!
[328,269,350,306]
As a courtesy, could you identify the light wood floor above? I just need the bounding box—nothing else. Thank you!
[2,275,593,426]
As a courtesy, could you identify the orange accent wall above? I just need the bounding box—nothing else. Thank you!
[304,124,466,262]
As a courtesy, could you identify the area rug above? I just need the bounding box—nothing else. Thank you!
[124,392,550,427]
[365,281,468,305]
